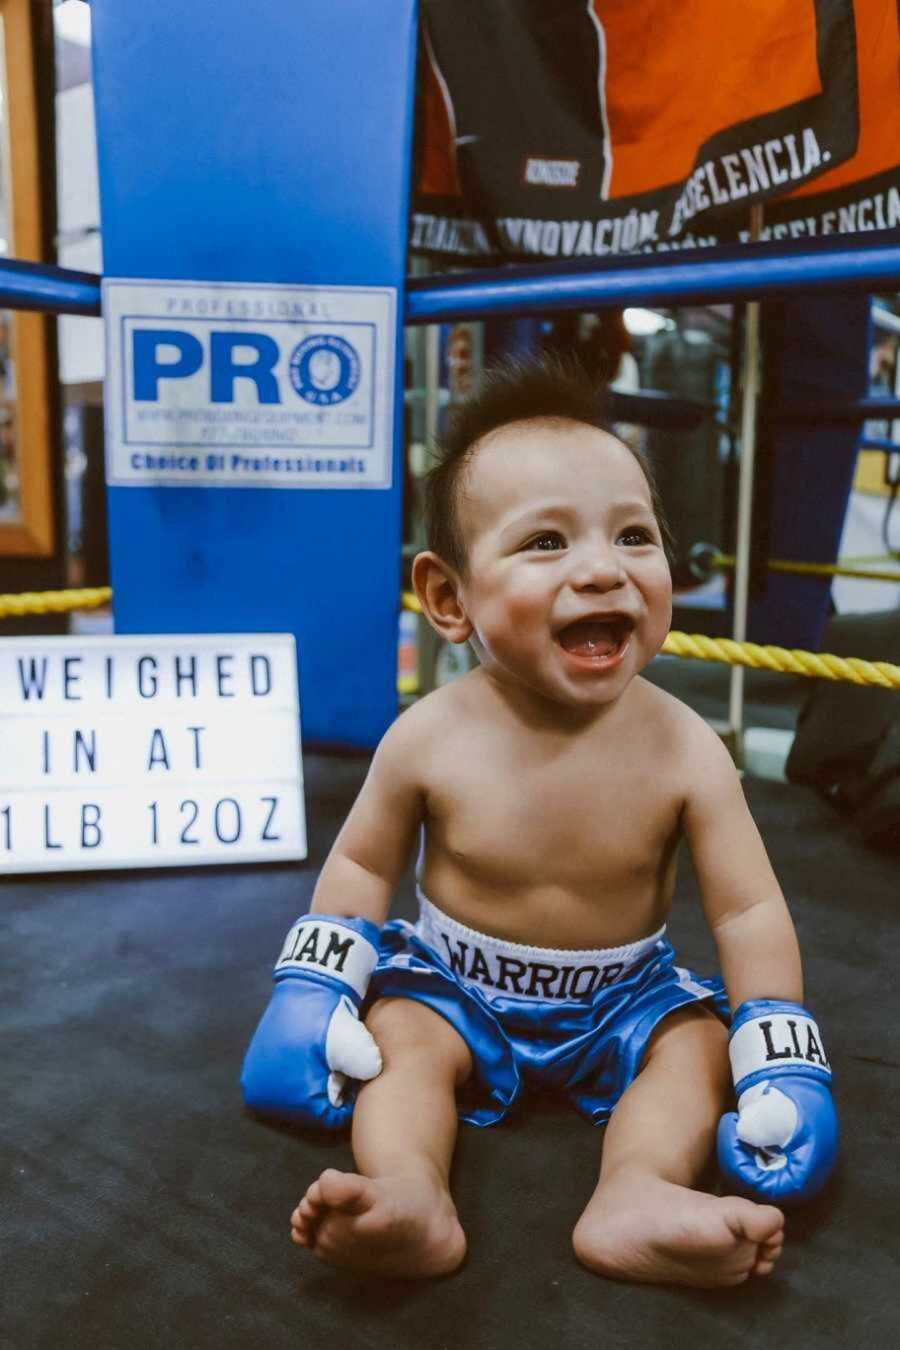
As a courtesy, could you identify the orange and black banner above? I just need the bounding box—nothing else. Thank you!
[412,0,899,262]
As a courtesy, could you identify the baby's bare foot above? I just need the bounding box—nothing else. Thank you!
[573,1169,784,1289]
[290,1167,466,1277]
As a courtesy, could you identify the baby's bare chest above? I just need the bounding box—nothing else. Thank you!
[424,742,683,891]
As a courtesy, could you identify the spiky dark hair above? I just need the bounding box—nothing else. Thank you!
[422,353,673,576]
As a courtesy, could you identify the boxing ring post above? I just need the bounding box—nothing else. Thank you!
[87,0,420,750]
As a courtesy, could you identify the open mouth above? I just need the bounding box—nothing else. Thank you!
[555,616,634,666]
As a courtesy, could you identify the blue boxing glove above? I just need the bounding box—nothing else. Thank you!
[717,1000,837,1204]
[241,914,383,1129]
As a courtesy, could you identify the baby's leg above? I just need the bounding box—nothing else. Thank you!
[291,996,472,1277]
[573,1005,785,1289]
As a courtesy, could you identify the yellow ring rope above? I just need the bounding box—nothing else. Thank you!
[714,552,900,585]
[402,592,900,689]
[0,586,112,618]
[2,587,897,690]
[837,553,900,566]
[660,632,900,689]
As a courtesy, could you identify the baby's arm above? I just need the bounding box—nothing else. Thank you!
[310,707,427,924]
[680,721,802,1009]
[680,715,837,1204]
[241,707,427,1128]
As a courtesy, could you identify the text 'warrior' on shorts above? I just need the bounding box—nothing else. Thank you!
[368,891,729,1126]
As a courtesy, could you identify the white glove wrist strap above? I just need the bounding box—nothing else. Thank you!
[730,1010,830,1088]
[275,917,379,999]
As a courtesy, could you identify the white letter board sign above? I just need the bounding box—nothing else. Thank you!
[0,634,307,873]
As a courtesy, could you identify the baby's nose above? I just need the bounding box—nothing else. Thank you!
[572,550,626,590]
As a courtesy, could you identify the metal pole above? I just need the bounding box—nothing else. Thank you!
[3,235,900,320]
[405,235,900,325]
[728,205,764,761]
[418,322,443,692]
[0,258,102,315]
[424,323,441,446]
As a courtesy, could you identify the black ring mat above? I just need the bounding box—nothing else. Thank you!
[3,751,896,1349]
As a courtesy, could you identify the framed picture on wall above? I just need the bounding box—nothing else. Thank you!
[0,0,54,557]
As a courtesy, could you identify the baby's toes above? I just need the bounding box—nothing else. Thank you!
[303,1179,325,1210]
[291,1196,322,1245]
[298,1193,322,1221]
[753,1237,784,1277]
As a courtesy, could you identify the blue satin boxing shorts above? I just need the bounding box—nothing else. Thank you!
[369,890,729,1127]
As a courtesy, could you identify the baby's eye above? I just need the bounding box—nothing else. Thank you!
[617,526,655,547]
[527,531,566,552]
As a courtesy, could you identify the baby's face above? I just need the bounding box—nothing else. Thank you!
[455,419,672,713]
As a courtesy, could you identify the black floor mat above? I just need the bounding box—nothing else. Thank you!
[3,753,897,1349]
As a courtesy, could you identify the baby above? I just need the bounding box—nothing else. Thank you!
[241,356,836,1288]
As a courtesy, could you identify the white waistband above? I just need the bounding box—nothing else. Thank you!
[415,887,665,1002]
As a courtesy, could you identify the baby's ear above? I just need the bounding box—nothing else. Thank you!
[411,551,473,644]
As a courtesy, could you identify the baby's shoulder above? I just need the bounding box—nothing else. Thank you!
[381,674,477,774]
[629,677,723,760]
[395,672,475,731]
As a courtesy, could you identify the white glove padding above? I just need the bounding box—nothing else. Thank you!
[736,1080,799,1150]
[324,995,383,1107]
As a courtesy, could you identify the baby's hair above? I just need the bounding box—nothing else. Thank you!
[422,353,674,577]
